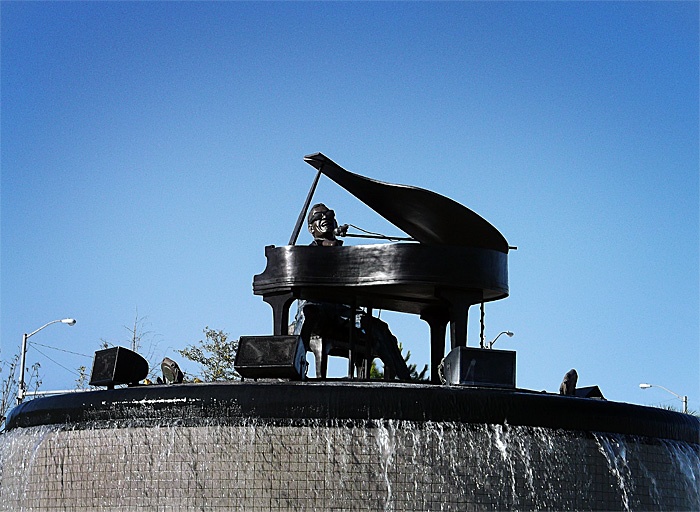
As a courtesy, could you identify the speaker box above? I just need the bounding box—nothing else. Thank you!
[575,386,605,399]
[442,346,516,388]
[235,336,307,380]
[89,346,149,388]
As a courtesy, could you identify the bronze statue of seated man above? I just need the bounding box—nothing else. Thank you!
[293,203,411,380]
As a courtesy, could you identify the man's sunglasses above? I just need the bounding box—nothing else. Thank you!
[309,209,335,223]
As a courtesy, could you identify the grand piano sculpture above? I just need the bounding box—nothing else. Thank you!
[236,153,513,386]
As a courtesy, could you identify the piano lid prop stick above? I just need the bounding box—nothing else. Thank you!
[288,165,324,246]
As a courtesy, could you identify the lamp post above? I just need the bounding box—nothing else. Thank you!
[487,331,514,349]
[17,318,76,404]
[639,382,688,414]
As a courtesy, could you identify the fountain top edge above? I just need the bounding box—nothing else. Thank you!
[6,382,698,444]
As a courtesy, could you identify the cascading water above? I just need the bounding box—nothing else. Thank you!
[1,411,698,511]
[593,432,700,512]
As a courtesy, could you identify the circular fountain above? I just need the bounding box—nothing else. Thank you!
[2,382,699,510]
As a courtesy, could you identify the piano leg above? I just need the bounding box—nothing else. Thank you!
[321,341,330,379]
[347,302,356,379]
[438,290,483,350]
[363,307,373,380]
[262,292,296,336]
[450,309,468,350]
[421,308,449,384]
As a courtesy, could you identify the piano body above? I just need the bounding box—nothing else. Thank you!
[252,153,509,383]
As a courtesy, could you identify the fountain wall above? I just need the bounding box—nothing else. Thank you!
[2,382,698,511]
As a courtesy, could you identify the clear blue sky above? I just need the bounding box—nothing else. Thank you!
[2,2,697,411]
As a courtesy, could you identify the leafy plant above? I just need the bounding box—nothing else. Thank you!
[177,327,239,382]
[370,342,428,382]
[1,350,42,430]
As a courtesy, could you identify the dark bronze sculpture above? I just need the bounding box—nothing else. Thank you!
[293,203,410,380]
[254,153,510,383]
[559,369,578,395]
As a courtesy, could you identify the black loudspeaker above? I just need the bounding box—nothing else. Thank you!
[235,336,307,380]
[575,386,605,399]
[442,346,516,388]
[89,346,149,388]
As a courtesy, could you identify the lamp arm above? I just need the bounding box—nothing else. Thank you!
[652,384,683,401]
[26,319,62,340]
[643,383,688,413]
[488,332,505,349]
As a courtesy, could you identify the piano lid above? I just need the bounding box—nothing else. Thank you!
[304,153,509,253]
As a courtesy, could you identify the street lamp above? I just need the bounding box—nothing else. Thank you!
[17,318,76,404]
[639,382,688,414]
[487,331,514,349]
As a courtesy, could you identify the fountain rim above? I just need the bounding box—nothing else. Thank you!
[5,381,698,444]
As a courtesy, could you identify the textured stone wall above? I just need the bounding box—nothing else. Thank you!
[1,421,698,511]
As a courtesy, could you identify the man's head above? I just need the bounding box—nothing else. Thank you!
[308,203,337,241]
